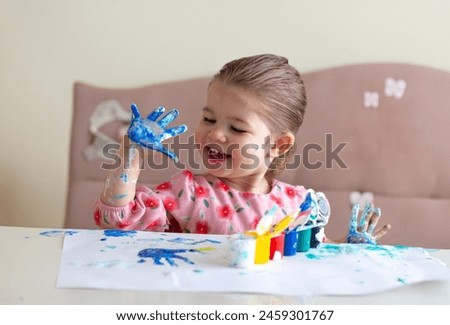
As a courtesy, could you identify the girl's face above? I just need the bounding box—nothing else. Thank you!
[195,81,275,186]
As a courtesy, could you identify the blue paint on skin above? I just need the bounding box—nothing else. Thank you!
[127,103,187,161]
[119,172,129,183]
[137,248,202,267]
[347,203,377,245]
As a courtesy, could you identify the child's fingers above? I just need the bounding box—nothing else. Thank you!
[131,103,141,119]
[158,109,179,128]
[367,207,381,234]
[146,106,165,122]
[160,124,188,141]
[349,203,360,233]
[358,202,374,232]
[374,224,392,240]
[367,214,380,235]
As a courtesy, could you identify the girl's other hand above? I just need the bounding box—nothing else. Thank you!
[347,202,391,244]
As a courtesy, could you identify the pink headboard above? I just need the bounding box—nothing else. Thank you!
[66,63,450,248]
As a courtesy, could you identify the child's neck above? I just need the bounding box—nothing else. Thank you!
[218,175,272,194]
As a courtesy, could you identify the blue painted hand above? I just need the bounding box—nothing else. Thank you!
[347,202,382,245]
[127,103,188,162]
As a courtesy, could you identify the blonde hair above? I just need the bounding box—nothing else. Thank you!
[211,54,307,179]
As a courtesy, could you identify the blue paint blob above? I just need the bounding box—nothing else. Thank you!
[137,248,201,267]
[167,237,221,245]
[103,229,137,238]
[39,230,78,237]
[305,243,409,261]
[397,277,407,284]
[119,172,129,183]
[305,253,321,260]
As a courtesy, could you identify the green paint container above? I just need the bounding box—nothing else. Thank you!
[297,228,311,252]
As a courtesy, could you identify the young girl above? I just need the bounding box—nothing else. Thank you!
[94,54,390,243]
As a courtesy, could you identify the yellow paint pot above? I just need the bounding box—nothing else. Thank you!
[254,234,271,264]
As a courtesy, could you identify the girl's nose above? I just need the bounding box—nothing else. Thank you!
[208,126,227,143]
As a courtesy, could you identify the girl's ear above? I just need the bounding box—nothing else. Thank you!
[270,132,295,159]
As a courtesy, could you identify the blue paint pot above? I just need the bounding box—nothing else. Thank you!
[284,231,298,256]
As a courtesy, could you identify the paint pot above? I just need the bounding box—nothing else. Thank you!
[254,234,271,264]
[269,233,285,260]
[297,228,311,252]
[228,234,256,268]
[310,227,323,248]
[284,231,299,256]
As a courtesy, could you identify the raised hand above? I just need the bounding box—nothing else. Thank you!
[127,103,187,162]
[347,202,390,244]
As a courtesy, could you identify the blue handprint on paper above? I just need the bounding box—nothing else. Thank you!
[347,202,381,245]
[127,103,188,162]
[137,248,201,267]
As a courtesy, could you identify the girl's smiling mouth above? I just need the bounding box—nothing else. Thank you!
[205,146,231,165]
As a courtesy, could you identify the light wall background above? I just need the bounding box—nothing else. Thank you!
[1,0,449,228]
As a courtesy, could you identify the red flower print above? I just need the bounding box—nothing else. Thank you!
[156,181,171,191]
[216,181,230,191]
[270,194,283,206]
[182,170,194,181]
[116,220,132,229]
[163,197,178,212]
[217,204,233,219]
[144,197,159,209]
[131,202,138,213]
[285,186,296,199]
[144,220,161,231]
[195,221,209,234]
[94,208,101,226]
[194,186,209,198]
[242,192,254,199]
[251,216,261,230]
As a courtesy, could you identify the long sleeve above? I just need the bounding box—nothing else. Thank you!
[93,170,318,235]
[94,184,167,231]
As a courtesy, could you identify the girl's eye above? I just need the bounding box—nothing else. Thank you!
[203,117,215,124]
[231,126,246,133]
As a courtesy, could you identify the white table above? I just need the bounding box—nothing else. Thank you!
[2,226,450,304]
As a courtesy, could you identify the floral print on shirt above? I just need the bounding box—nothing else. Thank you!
[94,170,318,235]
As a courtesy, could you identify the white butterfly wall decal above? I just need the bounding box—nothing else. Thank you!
[364,92,379,108]
[385,78,406,99]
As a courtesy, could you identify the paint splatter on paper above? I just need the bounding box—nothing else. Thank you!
[57,230,450,296]
[39,230,78,237]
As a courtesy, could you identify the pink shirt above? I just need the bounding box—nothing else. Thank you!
[94,170,310,235]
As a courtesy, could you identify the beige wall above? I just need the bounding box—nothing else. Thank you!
[1,0,449,228]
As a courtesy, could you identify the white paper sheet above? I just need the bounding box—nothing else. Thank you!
[57,229,450,296]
